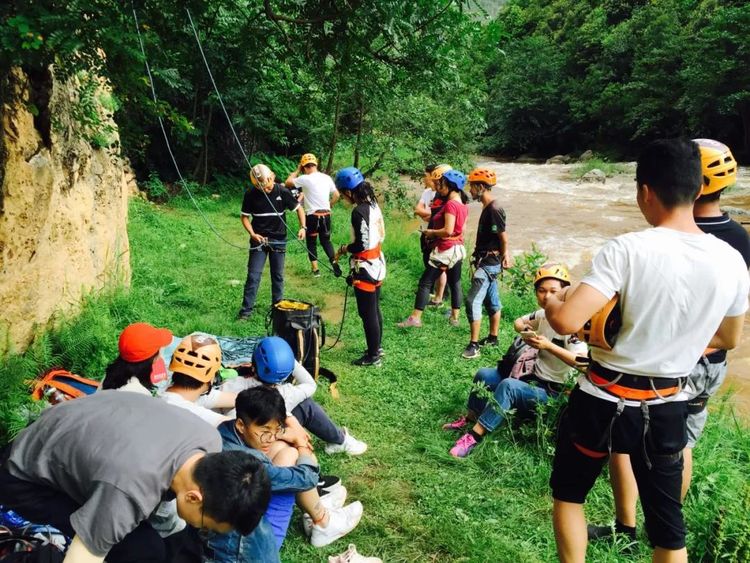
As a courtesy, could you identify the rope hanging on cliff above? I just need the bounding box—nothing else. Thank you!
[131,3,247,251]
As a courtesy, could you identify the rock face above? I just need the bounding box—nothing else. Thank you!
[579,149,594,161]
[579,168,607,184]
[0,67,131,355]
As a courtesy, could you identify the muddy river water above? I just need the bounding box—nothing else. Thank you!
[463,158,750,419]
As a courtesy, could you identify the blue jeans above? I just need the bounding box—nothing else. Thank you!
[240,240,286,315]
[468,367,550,433]
[205,516,280,563]
[465,264,502,322]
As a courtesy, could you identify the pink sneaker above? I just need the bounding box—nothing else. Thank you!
[450,433,478,458]
[442,416,468,431]
[397,316,422,328]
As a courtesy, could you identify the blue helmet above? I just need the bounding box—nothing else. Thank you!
[335,167,365,191]
[253,337,296,384]
[441,169,466,191]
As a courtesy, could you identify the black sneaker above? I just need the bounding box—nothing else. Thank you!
[462,342,481,359]
[312,269,321,278]
[352,354,382,367]
[237,311,251,321]
[587,522,637,542]
[331,262,343,278]
[478,335,499,347]
[362,347,385,358]
[317,474,342,496]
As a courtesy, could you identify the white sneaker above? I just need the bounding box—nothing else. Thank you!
[328,543,383,563]
[310,501,364,548]
[304,486,349,536]
[325,428,368,456]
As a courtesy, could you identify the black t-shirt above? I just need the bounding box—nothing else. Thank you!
[473,199,507,265]
[241,183,299,240]
[696,212,750,363]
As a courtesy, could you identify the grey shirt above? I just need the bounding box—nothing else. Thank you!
[6,390,221,556]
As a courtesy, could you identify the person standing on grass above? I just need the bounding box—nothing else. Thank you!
[588,139,750,545]
[398,169,469,329]
[415,164,452,307]
[285,153,342,278]
[461,167,512,359]
[543,138,748,563]
[445,264,587,457]
[238,164,306,321]
[334,167,387,367]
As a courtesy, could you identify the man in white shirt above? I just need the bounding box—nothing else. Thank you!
[285,153,340,277]
[543,139,749,563]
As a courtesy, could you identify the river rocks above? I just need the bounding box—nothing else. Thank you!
[579,169,606,183]
[546,155,568,164]
[579,149,595,161]
[0,67,131,355]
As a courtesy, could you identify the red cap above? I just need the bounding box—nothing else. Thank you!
[118,322,173,362]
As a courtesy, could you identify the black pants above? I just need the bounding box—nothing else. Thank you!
[0,465,186,562]
[415,261,463,310]
[291,398,345,445]
[305,213,335,264]
[354,286,383,356]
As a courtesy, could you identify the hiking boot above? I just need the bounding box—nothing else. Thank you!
[442,415,469,431]
[312,269,321,278]
[237,311,251,321]
[450,433,478,458]
[396,316,422,328]
[362,347,384,358]
[325,428,368,455]
[328,544,383,563]
[478,335,499,347]
[462,342,481,359]
[331,262,343,278]
[318,475,343,496]
[352,354,382,367]
[310,502,364,548]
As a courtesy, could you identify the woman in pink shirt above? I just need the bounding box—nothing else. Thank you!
[398,169,469,327]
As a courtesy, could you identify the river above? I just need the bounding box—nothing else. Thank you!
[467,158,750,418]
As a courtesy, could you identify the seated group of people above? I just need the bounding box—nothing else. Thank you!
[0,325,379,563]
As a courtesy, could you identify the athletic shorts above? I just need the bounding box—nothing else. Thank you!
[550,387,688,550]
[686,358,727,447]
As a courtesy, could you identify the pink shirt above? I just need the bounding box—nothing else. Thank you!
[433,198,468,251]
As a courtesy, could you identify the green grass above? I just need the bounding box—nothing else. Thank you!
[2,190,749,562]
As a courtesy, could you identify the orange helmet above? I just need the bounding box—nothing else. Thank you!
[249,164,274,189]
[299,153,318,167]
[468,167,497,187]
[169,334,222,383]
[533,263,571,286]
[429,164,452,183]
[693,139,737,195]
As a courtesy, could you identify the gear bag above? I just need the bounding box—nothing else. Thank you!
[270,300,325,379]
[29,368,99,404]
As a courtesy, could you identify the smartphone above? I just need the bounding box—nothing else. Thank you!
[520,329,537,338]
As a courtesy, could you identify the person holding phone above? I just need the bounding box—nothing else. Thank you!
[443,263,588,457]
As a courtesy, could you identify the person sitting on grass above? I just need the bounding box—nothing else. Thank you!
[207,386,363,560]
[444,263,588,458]
[221,336,367,455]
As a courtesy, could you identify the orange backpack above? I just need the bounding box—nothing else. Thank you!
[30,367,100,403]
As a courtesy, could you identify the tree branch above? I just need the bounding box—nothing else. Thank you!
[263,0,337,25]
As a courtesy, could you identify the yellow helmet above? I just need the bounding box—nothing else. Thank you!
[429,164,452,183]
[249,164,274,189]
[693,139,737,195]
[299,153,318,167]
[533,263,571,286]
[577,295,621,351]
[169,334,222,383]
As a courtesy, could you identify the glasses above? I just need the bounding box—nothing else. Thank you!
[254,427,285,444]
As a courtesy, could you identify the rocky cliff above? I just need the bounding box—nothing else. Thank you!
[0,67,132,355]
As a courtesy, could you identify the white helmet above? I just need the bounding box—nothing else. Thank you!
[249,164,274,189]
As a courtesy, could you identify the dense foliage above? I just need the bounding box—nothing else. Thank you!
[483,0,750,160]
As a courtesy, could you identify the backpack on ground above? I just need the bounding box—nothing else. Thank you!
[29,368,99,404]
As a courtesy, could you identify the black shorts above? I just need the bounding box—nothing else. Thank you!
[306,213,331,237]
[550,387,688,550]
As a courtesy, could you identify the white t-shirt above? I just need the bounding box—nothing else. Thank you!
[578,227,749,402]
[293,171,337,214]
[161,391,228,427]
[521,309,588,383]
[419,188,435,207]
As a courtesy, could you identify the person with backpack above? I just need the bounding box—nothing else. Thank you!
[398,169,469,328]
[333,167,387,367]
[462,167,512,359]
[588,139,750,545]
[237,164,306,321]
[444,264,587,458]
[285,154,341,278]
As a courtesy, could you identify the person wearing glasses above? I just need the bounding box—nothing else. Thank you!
[205,386,363,562]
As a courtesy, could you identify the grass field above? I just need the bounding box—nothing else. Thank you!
[1,191,749,562]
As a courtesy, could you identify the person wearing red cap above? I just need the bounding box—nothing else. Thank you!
[101,323,174,393]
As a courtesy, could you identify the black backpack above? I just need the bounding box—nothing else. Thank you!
[0,532,63,563]
[270,300,324,378]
